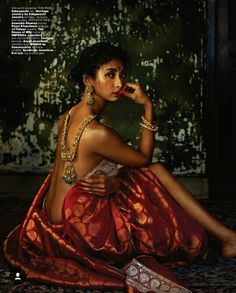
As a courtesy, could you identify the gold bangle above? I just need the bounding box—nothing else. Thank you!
[141,116,157,128]
[140,122,159,132]
[140,116,159,132]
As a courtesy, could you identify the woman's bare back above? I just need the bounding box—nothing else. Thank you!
[44,107,105,224]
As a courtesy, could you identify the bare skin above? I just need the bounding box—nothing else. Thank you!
[148,163,236,258]
[45,59,236,258]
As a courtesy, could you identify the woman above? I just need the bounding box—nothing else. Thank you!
[4,42,236,292]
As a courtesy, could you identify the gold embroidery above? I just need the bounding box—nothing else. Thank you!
[117,228,128,241]
[133,202,143,213]
[73,203,85,217]
[26,219,35,231]
[88,222,101,236]
[137,212,148,224]
[27,230,37,241]
[125,258,192,293]
[147,216,153,224]
[75,222,86,235]
[65,208,72,219]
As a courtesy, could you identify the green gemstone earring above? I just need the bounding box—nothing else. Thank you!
[85,85,95,106]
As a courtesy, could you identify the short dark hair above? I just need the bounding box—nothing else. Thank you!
[68,42,128,91]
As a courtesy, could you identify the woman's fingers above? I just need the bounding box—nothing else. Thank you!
[80,180,104,188]
[80,176,105,185]
[79,176,111,196]
[79,181,106,194]
[77,186,107,196]
[121,82,150,106]
[79,176,119,196]
[121,82,140,98]
[125,81,141,88]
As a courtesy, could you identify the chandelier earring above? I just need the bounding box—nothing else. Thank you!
[85,85,95,106]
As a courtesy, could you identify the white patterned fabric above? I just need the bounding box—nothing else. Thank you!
[85,159,118,178]
[125,258,192,293]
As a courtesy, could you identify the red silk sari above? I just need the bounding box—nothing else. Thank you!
[4,167,207,292]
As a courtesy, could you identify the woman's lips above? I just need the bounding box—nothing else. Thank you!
[113,90,126,96]
[113,86,135,96]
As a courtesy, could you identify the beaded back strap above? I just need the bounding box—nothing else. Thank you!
[60,113,97,184]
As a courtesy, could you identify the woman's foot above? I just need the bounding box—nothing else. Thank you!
[221,231,236,258]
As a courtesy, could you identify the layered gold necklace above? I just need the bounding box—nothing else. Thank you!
[60,112,97,184]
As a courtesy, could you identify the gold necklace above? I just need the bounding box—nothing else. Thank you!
[60,113,97,184]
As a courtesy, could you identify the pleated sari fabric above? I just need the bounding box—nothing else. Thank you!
[4,167,207,292]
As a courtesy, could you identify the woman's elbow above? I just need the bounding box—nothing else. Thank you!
[142,156,152,166]
[134,155,152,167]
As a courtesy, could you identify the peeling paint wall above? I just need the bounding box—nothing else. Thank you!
[0,0,207,175]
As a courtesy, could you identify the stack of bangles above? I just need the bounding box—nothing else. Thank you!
[140,116,159,132]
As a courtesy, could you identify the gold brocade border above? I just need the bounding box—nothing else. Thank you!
[125,258,192,293]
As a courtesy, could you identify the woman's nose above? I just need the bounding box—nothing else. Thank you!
[115,76,123,88]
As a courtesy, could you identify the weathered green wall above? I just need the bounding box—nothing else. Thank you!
[0,0,207,175]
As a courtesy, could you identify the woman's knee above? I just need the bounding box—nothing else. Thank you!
[148,163,177,185]
[148,163,166,177]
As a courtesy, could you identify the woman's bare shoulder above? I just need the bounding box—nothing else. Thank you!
[57,111,68,131]
[85,120,119,141]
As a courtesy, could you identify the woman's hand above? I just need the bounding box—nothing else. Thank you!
[78,175,120,197]
[120,82,152,107]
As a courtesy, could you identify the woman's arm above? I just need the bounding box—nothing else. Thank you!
[138,99,155,161]
[122,82,155,161]
[88,82,156,167]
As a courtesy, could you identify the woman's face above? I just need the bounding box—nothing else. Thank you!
[89,59,127,102]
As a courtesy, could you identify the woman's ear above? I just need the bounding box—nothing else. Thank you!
[83,74,92,86]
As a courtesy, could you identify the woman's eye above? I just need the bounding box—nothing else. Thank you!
[107,72,115,78]
[121,72,127,80]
